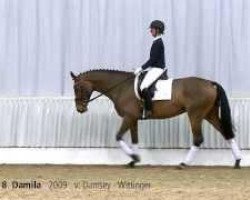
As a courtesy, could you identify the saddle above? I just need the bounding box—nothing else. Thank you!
[137,70,168,99]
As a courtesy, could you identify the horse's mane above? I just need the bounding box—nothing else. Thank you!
[79,69,133,78]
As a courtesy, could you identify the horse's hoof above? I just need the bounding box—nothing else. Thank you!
[176,162,188,170]
[126,154,140,168]
[234,159,241,169]
[127,161,136,168]
[131,154,140,162]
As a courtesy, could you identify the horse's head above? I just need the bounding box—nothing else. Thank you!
[70,71,93,113]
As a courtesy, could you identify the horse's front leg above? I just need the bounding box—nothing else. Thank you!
[116,116,140,167]
[128,119,140,167]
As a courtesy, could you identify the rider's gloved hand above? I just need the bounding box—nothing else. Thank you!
[134,67,142,75]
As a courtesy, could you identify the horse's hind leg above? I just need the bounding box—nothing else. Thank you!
[179,112,204,169]
[116,116,140,167]
[206,107,242,169]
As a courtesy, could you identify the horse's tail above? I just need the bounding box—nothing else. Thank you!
[213,82,235,140]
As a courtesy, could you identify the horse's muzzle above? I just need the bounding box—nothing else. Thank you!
[76,105,88,113]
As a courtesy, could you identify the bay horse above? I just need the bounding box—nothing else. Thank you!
[70,69,242,169]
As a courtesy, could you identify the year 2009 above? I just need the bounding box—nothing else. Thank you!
[48,180,68,190]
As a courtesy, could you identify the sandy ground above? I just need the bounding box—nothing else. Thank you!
[0,165,249,200]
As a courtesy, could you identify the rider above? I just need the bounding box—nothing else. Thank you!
[134,20,166,119]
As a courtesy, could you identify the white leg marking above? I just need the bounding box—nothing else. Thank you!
[184,145,199,165]
[119,140,134,156]
[228,139,242,160]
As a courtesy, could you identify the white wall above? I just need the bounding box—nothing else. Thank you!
[0,0,249,96]
[1,148,250,166]
[0,97,248,149]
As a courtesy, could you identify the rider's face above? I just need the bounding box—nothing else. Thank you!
[150,28,157,37]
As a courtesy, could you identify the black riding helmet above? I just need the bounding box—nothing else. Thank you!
[149,20,165,34]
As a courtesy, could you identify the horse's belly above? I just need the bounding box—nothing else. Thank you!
[151,100,185,119]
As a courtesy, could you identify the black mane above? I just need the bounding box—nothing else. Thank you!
[79,69,133,77]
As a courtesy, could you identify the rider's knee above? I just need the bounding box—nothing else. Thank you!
[141,88,147,94]
[141,88,150,97]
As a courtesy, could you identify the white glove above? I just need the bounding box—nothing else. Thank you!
[134,67,142,75]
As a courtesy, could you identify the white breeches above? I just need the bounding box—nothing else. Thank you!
[140,67,164,91]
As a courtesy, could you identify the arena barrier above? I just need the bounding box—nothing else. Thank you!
[0,96,249,166]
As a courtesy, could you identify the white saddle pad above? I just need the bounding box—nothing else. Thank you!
[153,78,173,100]
[134,76,173,101]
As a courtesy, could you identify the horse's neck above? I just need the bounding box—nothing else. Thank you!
[87,71,133,100]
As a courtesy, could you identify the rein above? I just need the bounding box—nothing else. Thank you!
[85,75,134,103]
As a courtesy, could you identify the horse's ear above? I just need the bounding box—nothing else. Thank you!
[70,71,77,80]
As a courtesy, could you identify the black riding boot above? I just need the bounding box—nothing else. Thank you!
[142,89,152,119]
